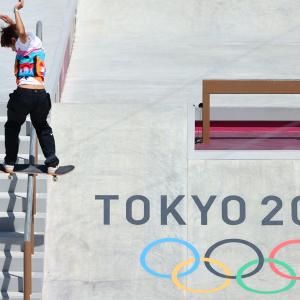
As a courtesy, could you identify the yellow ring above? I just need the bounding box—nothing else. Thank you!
[171,257,232,294]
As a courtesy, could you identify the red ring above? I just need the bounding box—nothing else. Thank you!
[269,240,300,280]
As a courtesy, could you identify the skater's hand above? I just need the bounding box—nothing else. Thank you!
[0,15,15,25]
[14,0,24,10]
[14,0,26,43]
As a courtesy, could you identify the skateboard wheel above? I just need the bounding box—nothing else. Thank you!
[53,176,58,182]
[8,174,13,180]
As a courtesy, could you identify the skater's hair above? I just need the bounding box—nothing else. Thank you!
[1,24,18,47]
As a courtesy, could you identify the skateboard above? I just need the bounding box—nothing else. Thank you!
[0,164,75,181]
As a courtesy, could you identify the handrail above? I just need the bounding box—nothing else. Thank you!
[24,128,36,241]
[202,79,300,144]
[23,21,42,300]
[36,21,43,42]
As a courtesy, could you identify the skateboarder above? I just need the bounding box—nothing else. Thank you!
[0,0,59,174]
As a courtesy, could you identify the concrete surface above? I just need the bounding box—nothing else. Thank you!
[187,159,300,300]
[43,103,300,299]
[43,1,300,299]
[43,103,188,300]
[63,0,300,110]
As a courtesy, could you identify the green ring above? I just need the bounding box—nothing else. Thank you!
[236,258,296,294]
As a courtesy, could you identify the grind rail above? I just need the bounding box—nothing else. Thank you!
[202,80,300,144]
[23,21,42,300]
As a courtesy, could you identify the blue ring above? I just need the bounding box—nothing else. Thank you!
[140,237,201,279]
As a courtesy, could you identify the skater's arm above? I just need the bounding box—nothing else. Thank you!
[14,0,27,44]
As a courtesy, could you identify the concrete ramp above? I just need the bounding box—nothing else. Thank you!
[63,0,300,115]
[75,0,300,40]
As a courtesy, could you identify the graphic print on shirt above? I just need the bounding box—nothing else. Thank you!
[15,48,46,84]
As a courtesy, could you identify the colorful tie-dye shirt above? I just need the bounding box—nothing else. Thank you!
[14,32,45,86]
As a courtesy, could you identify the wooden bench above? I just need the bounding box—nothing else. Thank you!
[202,80,300,144]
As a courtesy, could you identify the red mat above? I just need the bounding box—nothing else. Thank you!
[195,121,300,150]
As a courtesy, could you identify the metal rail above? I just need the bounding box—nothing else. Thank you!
[202,79,300,144]
[23,20,42,300]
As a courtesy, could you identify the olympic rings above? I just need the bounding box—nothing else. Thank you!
[269,240,300,280]
[204,239,264,279]
[171,257,232,294]
[140,238,201,279]
[140,237,300,295]
[236,258,296,294]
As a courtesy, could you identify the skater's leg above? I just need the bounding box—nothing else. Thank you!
[4,91,27,164]
[30,91,59,167]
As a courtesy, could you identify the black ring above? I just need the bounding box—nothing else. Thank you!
[204,238,265,279]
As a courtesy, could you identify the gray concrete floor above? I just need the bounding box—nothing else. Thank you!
[43,1,300,299]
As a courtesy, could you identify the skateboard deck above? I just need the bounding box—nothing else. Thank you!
[0,164,75,181]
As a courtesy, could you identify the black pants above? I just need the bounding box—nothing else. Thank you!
[5,87,59,167]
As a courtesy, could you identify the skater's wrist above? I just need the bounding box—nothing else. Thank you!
[14,0,24,11]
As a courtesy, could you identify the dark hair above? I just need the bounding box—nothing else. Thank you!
[1,24,18,47]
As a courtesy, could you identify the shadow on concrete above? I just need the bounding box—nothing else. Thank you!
[0,173,44,293]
